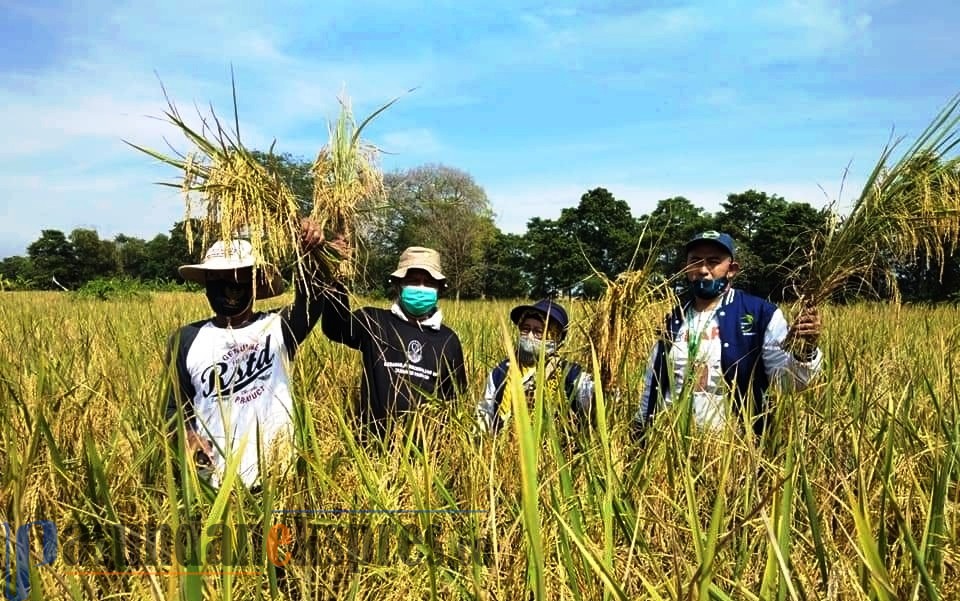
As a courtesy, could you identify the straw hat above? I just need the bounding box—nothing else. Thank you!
[389,246,446,282]
[178,239,284,299]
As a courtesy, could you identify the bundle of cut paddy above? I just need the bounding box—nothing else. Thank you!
[129,82,395,296]
[586,240,678,393]
[789,94,960,306]
[309,95,391,281]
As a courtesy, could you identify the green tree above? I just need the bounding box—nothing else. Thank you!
[639,196,713,276]
[168,219,205,281]
[713,189,772,242]
[69,228,119,284]
[713,190,828,299]
[895,243,960,302]
[0,256,34,289]
[376,164,497,299]
[27,230,77,290]
[143,234,177,281]
[558,187,643,280]
[481,231,528,299]
[523,217,581,298]
[522,188,643,298]
[133,220,203,283]
[115,234,149,279]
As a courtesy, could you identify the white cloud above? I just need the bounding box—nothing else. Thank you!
[751,0,873,60]
[0,0,451,256]
[0,0,935,261]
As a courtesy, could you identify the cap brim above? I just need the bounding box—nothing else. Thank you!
[510,304,542,324]
[510,303,568,336]
[684,239,734,257]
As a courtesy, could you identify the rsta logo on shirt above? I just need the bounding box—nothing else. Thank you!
[200,335,275,398]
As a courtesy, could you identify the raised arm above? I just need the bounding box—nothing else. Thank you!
[279,263,327,357]
[281,219,351,355]
[320,281,363,349]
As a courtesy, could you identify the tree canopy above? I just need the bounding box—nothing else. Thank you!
[4,155,956,302]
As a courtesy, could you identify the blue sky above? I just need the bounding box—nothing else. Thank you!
[1,0,957,258]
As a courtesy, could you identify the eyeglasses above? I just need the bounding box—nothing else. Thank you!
[519,326,545,339]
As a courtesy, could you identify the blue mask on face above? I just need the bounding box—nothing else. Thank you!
[689,277,729,299]
[400,285,438,316]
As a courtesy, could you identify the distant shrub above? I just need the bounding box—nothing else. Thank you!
[73,277,156,301]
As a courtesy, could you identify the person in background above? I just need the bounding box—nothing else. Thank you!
[477,299,594,435]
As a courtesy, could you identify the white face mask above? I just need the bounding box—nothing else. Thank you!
[517,335,557,365]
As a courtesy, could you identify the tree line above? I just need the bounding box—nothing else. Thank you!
[3,154,958,302]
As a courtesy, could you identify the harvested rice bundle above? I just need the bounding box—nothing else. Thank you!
[129,98,302,298]
[586,239,678,392]
[309,95,393,280]
[789,94,960,307]
[129,81,397,295]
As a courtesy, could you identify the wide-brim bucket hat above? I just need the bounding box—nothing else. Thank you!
[178,239,284,299]
[389,246,446,282]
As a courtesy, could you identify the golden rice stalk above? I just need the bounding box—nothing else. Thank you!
[310,93,407,280]
[586,233,678,392]
[128,79,404,294]
[790,93,960,310]
[126,80,302,294]
[781,94,960,357]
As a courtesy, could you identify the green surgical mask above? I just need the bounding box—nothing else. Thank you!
[400,285,438,316]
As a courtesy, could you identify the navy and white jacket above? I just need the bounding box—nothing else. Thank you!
[477,356,594,435]
[634,288,821,436]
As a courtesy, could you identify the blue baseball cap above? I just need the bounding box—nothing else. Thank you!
[684,230,736,258]
[510,299,569,339]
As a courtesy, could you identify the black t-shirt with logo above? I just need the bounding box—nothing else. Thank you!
[321,284,468,435]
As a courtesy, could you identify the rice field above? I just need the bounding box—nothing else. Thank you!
[1,290,959,600]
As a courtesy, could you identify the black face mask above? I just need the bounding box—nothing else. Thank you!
[205,280,253,317]
[689,277,729,299]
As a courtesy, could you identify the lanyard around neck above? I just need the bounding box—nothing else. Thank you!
[685,306,716,361]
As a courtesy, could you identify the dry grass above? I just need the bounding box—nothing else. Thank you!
[2,291,959,600]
